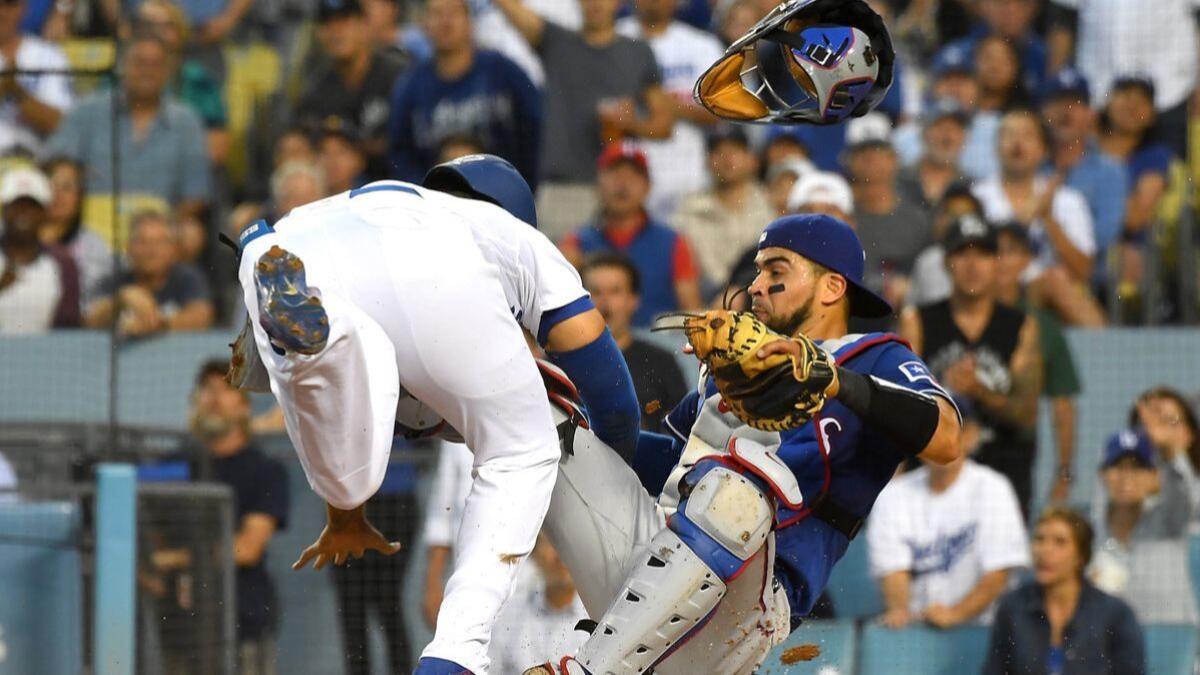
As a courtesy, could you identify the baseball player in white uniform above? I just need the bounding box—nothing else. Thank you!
[227,155,640,675]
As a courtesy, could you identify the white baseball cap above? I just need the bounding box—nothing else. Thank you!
[0,166,51,207]
[787,171,854,215]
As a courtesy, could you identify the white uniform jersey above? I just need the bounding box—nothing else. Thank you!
[237,182,581,672]
[293,182,589,436]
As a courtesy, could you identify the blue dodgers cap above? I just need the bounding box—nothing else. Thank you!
[1101,429,1156,469]
[931,43,973,79]
[423,154,537,228]
[1042,67,1090,104]
[757,213,893,318]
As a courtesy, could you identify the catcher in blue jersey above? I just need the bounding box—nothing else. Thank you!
[525,213,961,675]
[515,1,962,672]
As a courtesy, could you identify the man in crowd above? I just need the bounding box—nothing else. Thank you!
[47,32,210,245]
[908,183,988,308]
[560,143,701,326]
[995,222,1082,505]
[191,360,289,674]
[0,0,71,156]
[493,0,674,240]
[84,210,214,335]
[580,252,688,430]
[1049,0,1198,156]
[844,134,932,313]
[898,100,969,209]
[894,45,983,174]
[388,0,541,185]
[135,0,230,166]
[672,126,773,293]
[295,0,407,180]
[1040,67,1128,258]
[900,216,1043,518]
[869,399,1029,629]
[0,165,79,333]
[616,0,724,219]
[972,108,1103,326]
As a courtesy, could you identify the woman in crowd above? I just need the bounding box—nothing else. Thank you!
[1128,386,1200,507]
[984,507,1145,675]
[1088,427,1197,625]
[974,35,1030,114]
[39,157,111,304]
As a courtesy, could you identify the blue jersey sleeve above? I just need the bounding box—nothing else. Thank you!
[868,343,959,417]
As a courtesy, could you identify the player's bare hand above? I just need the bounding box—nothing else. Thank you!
[292,503,400,571]
[755,338,800,361]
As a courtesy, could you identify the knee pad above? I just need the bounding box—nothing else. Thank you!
[673,463,773,578]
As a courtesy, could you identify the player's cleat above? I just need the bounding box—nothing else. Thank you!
[254,245,330,355]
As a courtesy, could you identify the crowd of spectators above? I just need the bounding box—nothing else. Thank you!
[1,0,1199,671]
[0,0,1192,334]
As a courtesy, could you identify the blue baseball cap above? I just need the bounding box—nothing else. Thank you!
[423,154,537,228]
[757,214,893,318]
[931,44,973,79]
[1101,429,1155,469]
[1042,67,1091,104]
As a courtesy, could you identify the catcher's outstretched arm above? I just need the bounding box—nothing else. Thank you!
[830,368,961,465]
[756,338,963,465]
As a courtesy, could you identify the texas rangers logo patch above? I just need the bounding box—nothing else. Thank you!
[898,361,936,385]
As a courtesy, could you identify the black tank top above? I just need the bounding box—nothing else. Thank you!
[917,300,1036,513]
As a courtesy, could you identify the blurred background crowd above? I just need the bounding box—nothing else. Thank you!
[3,0,1200,673]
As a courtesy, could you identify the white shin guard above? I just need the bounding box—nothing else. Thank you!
[575,528,727,675]
[576,467,775,675]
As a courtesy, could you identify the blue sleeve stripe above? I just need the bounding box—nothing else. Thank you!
[536,295,594,345]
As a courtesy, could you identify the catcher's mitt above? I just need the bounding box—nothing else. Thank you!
[655,310,837,431]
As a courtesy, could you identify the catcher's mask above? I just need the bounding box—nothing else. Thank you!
[695,0,894,125]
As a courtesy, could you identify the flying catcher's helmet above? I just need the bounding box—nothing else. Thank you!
[695,0,895,125]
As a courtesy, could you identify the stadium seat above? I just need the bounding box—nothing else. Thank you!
[858,624,991,675]
[825,536,884,619]
[223,42,283,186]
[1146,624,1199,675]
[758,620,856,674]
[61,38,116,95]
[0,501,83,674]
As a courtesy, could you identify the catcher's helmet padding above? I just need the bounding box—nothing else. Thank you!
[695,0,895,125]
